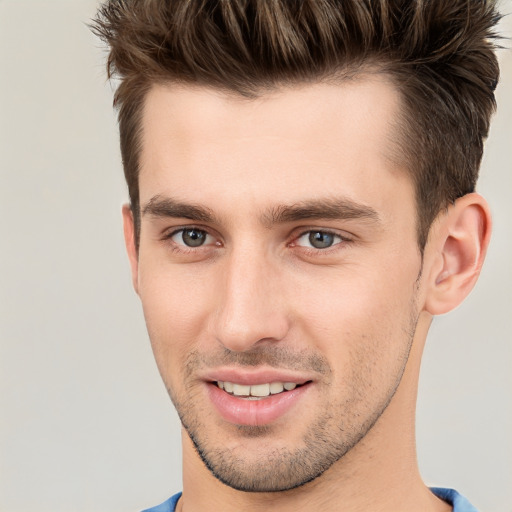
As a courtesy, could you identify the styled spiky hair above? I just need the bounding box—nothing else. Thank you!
[92,0,501,248]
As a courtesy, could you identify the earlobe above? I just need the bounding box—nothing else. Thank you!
[122,204,140,294]
[424,193,491,316]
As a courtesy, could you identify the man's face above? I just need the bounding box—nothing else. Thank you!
[130,78,425,491]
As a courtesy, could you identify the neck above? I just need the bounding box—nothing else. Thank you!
[180,313,450,512]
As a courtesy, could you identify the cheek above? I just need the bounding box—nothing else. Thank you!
[295,256,420,366]
[138,259,216,378]
[296,268,418,413]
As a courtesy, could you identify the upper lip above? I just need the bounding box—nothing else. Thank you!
[201,367,313,386]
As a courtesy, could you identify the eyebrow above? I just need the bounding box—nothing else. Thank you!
[262,198,380,227]
[142,195,217,223]
[142,195,380,227]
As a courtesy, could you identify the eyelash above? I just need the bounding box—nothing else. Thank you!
[162,227,220,254]
[292,229,349,253]
[161,227,352,255]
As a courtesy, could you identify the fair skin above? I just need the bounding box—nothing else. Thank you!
[123,78,490,512]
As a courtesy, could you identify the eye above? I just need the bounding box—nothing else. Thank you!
[170,228,213,248]
[295,230,343,249]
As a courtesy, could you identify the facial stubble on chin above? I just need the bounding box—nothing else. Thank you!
[163,306,418,494]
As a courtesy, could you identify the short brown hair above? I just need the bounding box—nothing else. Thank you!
[92,0,501,249]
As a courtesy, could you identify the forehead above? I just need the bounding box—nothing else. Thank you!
[138,78,412,223]
[140,77,401,158]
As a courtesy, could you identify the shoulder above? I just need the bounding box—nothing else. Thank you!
[142,490,478,512]
[431,488,479,512]
[141,492,182,512]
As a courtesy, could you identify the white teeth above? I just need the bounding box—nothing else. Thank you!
[250,383,270,397]
[269,382,284,394]
[216,381,300,397]
[232,383,251,396]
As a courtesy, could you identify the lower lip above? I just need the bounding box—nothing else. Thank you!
[207,383,311,426]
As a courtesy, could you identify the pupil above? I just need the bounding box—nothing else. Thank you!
[309,231,334,249]
[182,229,206,247]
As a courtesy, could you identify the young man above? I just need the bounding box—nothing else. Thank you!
[93,1,502,511]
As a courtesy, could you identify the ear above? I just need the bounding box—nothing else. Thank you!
[424,193,491,315]
[122,204,139,294]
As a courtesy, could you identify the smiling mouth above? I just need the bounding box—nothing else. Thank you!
[216,381,309,400]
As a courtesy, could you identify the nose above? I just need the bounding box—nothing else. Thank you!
[212,247,290,352]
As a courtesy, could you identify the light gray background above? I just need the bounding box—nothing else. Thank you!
[0,1,510,511]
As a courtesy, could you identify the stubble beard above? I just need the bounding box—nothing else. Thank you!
[164,311,418,494]
[177,398,384,492]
